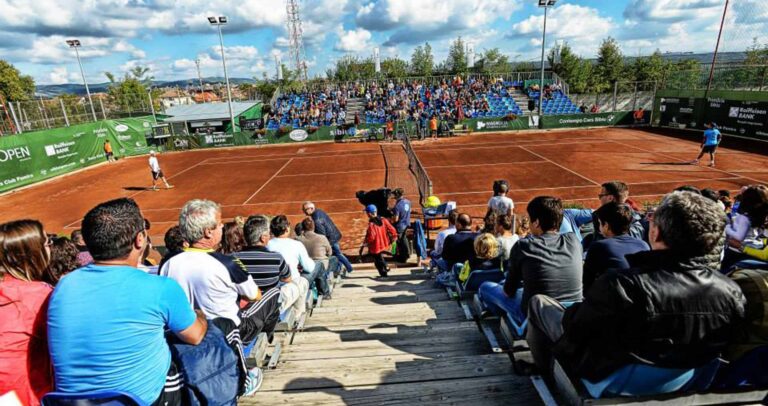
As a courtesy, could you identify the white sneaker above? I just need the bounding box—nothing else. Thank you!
[243,367,263,396]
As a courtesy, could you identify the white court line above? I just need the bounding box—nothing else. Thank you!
[424,160,545,169]
[276,168,382,178]
[414,138,611,154]
[518,145,601,186]
[198,157,293,165]
[242,158,294,205]
[609,140,768,185]
[202,151,381,164]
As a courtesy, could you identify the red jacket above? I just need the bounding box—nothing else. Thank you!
[0,277,53,405]
[365,217,396,254]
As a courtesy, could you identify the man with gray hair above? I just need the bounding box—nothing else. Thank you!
[161,199,280,395]
[233,215,308,314]
[525,191,745,380]
[302,201,354,275]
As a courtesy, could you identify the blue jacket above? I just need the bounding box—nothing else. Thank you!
[312,209,342,244]
[169,324,239,406]
[412,220,428,260]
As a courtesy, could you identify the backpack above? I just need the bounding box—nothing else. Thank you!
[730,268,768,351]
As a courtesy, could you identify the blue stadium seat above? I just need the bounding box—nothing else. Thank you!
[457,269,504,294]
[581,358,722,399]
[42,391,144,406]
[715,346,768,389]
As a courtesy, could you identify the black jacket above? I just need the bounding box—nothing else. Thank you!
[311,209,342,245]
[442,231,479,265]
[554,248,745,382]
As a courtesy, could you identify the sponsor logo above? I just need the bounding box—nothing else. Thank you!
[729,107,740,118]
[142,122,150,128]
[115,124,129,132]
[93,129,108,138]
[44,141,76,157]
[289,129,309,142]
[2,174,34,186]
[0,146,32,162]
[477,121,486,130]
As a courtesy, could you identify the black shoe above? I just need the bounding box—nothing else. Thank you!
[323,293,332,300]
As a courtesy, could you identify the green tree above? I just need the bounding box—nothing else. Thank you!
[513,61,536,71]
[630,50,670,85]
[104,71,153,113]
[381,57,409,79]
[0,60,35,102]
[477,48,511,75]
[446,37,468,74]
[744,38,768,89]
[593,37,624,92]
[547,43,592,92]
[410,43,434,76]
[326,55,375,81]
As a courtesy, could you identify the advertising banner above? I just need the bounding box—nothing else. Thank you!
[541,111,636,129]
[0,117,151,193]
[464,117,530,132]
[658,95,768,141]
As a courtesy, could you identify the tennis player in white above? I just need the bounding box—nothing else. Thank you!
[148,151,174,191]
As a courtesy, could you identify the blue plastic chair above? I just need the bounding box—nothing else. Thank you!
[459,269,504,293]
[715,346,768,389]
[42,391,145,406]
[581,358,722,399]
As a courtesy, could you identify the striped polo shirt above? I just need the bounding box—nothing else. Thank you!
[232,246,291,292]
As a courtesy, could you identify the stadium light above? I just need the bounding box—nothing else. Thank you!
[66,39,98,122]
[537,0,556,121]
[208,16,236,132]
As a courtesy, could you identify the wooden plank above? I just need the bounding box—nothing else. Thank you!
[292,321,480,345]
[260,353,515,391]
[240,375,540,405]
[318,291,450,307]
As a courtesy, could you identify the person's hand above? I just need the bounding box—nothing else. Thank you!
[728,238,742,250]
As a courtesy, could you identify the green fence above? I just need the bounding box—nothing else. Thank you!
[0,117,153,193]
[654,90,768,141]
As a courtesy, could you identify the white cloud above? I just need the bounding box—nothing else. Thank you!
[511,4,615,56]
[46,66,80,84]
[334,27,372,52]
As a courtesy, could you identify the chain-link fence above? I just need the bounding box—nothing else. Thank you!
[566,81,657,114]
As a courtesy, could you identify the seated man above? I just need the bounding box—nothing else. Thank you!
[48,198,207,405]
[527,191,746,381]
[267,215,330,299]
[477,196,583,323]
[162,199,280,395]
[429,210,458,267]
[582,202,650,290]
[233,215,309,314]
[438,213,479,273]
[297,217,340,276]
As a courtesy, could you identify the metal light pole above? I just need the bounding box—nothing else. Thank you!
[66,39,98,121]
[537,0,556,121]
[706,0,729,97]
[208,16,236,132]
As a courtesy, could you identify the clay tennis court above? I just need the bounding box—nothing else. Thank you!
[2,127,767,250]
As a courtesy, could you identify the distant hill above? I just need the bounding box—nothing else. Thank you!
[36,77,256,98]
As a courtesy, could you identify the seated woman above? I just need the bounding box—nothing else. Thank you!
[725,185,768,271]
[0,219,54,405]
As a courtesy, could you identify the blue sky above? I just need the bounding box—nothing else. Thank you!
[0,0,763,85]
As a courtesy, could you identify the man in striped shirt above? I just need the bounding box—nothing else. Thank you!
[233,215,308,313]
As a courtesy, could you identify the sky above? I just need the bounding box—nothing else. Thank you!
[0,0,765,86]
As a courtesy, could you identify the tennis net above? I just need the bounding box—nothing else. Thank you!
[402,135,432,206]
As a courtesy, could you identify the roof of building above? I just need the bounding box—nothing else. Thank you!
[193,91,220,103]
[163,101,260,123]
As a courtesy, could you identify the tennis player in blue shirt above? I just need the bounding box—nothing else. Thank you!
[692,122,722,167]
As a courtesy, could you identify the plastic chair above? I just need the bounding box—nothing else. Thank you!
[715,346,768,389]
[42,391,145,406]
[459,269,504,293]
[581,358,722,399]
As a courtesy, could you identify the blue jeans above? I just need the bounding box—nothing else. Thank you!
[331,242,353,273]
[477,282,525,325]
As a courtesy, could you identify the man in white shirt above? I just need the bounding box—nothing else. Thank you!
[266,215,331,299]
[161,199,279,395]
[148,150,173,191]
[487,180,514,217]
[429,210,458,272]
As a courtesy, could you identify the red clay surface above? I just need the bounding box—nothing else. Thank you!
[2,128,767,251]
[412,128,768,219]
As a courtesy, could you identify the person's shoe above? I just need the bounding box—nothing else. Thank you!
[151,186,159,191]
[243,367,263,396]
[166,185,175,189]
[691,159,700,165]
[709,162,715,167]
[323,293,332,300]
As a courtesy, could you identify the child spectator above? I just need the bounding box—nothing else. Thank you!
[219,221,246,255]
[47,237,80,285]
[0,219,54,405]
[496,214,519,262]
[361,205,396,277]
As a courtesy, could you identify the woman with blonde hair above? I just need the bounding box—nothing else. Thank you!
[0,219,54,405]
[458,233,503,283]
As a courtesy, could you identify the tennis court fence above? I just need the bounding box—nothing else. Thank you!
[402,135,433,206]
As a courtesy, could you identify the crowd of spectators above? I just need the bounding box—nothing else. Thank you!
[428,179,768,391]
[0,196,353,404]
[265,87,349,129]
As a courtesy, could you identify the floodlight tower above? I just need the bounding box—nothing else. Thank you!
[537,0,556,121]
[207,16,235,131]
[66,39,98,121]
[286,0,309,82]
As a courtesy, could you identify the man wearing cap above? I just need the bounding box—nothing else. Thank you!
[692,122,722,168]
[148,150,174,191]
[302,201,354,275]
[360,205,397,277]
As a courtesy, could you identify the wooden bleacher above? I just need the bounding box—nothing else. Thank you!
[240,260,539,405]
